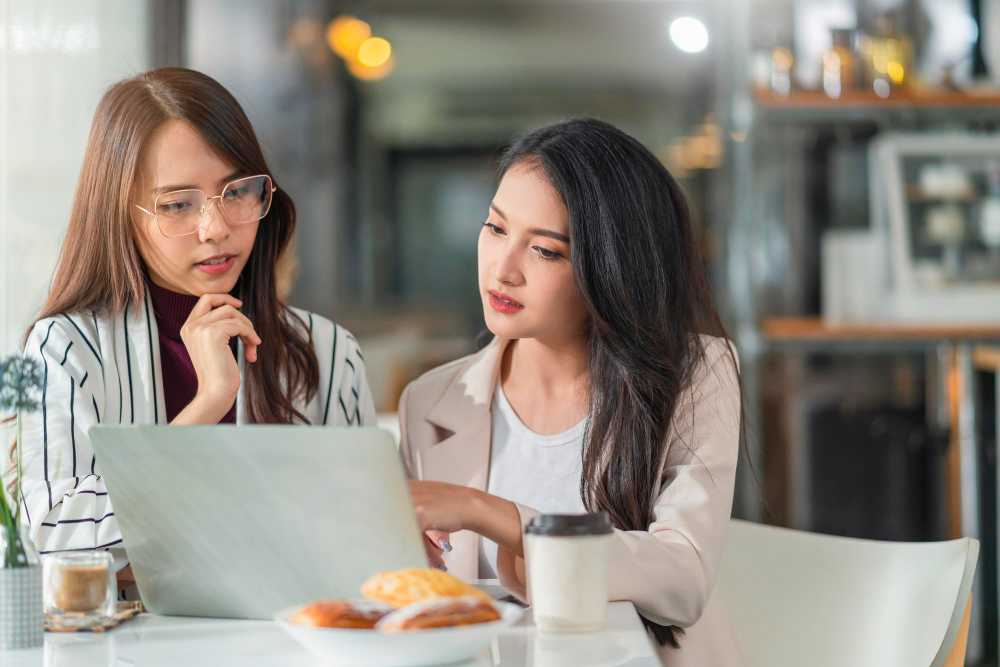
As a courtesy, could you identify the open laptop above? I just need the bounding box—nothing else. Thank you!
[89,425,428,619]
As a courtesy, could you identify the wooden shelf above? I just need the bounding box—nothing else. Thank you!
[754,87,1000,109]
[905,184,979,203]
[762,316,1000,342]
[752,87,1000,124]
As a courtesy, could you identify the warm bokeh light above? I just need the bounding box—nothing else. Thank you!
[663,114,724,174]
[326,15,371,59]
[887,61,905,84]
[346,54,396,81]
[856,35,872,56]
[326,16,395,81]
[771,47,793,70]
[357,37,392,67]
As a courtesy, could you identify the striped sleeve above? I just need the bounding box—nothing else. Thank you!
[17,317,121,554]
[337,329,377,428]
[305,311,377,427]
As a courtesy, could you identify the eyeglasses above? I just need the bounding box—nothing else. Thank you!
[133,174,276,238]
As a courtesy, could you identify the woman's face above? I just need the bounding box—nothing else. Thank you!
[478,161,588,342]
[131,120,259,296]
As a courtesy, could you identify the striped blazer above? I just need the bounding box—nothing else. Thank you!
[14,290,376,565]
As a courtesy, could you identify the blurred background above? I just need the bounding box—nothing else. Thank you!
[4,0,1000,663]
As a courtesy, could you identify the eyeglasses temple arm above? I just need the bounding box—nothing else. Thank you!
[132,203,154,217]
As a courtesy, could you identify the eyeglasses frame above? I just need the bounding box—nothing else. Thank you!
[132,174,277,238]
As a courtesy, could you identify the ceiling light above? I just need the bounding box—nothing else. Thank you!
[669,17,708,54]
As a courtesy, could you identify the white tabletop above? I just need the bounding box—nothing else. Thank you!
[1,602,656,667]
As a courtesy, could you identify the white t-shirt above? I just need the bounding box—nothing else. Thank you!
[478,383,588,578]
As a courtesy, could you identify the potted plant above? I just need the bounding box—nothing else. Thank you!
[0,355,44,649]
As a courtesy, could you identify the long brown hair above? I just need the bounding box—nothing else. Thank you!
[22,67,319,422]
[501,120,750,649]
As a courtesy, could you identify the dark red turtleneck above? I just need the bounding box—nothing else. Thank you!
[147,282,237,424]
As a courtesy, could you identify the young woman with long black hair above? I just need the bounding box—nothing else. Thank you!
[401,119,750,665]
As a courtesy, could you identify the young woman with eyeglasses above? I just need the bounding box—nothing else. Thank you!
[8,68,375,588]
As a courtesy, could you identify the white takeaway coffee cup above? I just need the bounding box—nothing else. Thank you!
[525,512,613,633]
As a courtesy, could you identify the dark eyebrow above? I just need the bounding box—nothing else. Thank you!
[153,183,196,195]
[152,171,244,195]
[490,202,570,243]
[219,170,243,185]
[530,228,570,244]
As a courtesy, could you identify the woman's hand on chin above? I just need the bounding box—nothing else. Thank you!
[172,293,261,425]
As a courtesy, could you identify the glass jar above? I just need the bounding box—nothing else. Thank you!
[822,28,857,99]
[769,47,794,96]
[864,17,913,97]
[43,551,116,625]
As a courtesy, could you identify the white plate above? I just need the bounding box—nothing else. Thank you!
[471,579,510,601]
[274,601,524,667]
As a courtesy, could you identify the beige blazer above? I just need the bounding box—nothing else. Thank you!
[398,336,752,666]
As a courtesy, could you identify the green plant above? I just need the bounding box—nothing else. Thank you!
[0,355,43,567]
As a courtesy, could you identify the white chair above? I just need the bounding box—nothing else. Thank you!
[716,520,978,667]
[377,412,402,446]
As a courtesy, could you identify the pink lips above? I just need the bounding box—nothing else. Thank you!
[195,254,236,275]
[488,290,524,314]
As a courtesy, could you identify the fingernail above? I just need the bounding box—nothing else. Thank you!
[435,564,448,572]
[439,539,452,552]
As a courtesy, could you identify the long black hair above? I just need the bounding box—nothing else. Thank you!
[500,119,746,649]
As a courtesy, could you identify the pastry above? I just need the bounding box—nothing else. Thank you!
[361,568,493,608]
[290,599,394,629]
[376,595,501,631]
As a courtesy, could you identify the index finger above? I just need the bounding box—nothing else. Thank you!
[423,532,444,554]
[425,529,451,553]
[188,293,243,321]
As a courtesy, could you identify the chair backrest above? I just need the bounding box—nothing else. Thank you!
[716,520,978,667]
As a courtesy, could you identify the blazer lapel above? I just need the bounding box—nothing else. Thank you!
[419,337,509,580]
[420,337,508,492]
[140,290,167,424]
[112,293,164,425]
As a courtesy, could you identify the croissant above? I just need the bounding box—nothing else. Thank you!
[376,596,501,631]
[361,567,493,608]
[290,599,394,629]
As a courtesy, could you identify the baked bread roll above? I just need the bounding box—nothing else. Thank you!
[290,599,394,629]
[376,596,501,631]
[361,568,492,608]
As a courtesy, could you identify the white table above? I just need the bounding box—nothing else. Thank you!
[1,602,656,667]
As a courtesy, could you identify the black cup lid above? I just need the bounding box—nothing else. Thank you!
[525,512,613,536]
